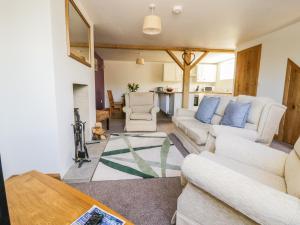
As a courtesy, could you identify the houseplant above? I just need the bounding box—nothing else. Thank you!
[127,83,140,92]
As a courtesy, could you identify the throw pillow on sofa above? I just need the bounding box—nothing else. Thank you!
[195,96,220,123]
[220,100,251,128]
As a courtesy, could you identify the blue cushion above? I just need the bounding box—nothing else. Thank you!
[220,101,251,128]
[195,96,220,124]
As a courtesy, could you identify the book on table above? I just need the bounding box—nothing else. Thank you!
[71,205,125,225]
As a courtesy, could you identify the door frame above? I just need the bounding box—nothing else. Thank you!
[278,58,299,142]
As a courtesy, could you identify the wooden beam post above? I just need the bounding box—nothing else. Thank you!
[182,51,192,108]
[191,51,209,69]
[165,50,209,108]
[165,50,184,70]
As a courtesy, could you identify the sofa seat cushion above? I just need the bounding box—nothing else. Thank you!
[210,125,259,141]
[172,116,195,126]
[187,128,210,146]
[177,119,211,145]
[245,123,258,131]
[177,183,257,225]
[201,151,287,192]
[130,112,152,121]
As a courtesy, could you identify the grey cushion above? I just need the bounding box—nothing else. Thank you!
[221,101,251,128]
[195,96,220,124]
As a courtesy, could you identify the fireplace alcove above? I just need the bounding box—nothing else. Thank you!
[72,84,90,140]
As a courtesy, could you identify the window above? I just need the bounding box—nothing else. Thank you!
[219,59,235,80]
[197,64,217,82]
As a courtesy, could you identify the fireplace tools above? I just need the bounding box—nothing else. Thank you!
[72,108,91,168]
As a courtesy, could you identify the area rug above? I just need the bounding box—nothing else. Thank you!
[92,132,184,181]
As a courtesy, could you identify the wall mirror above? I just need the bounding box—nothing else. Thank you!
[66,0,91,67]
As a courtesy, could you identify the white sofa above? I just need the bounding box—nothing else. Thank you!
[172,95,286,153]
[123,92,160,132]
[176,134,300,225]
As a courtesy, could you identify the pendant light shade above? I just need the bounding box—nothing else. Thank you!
[143,15,161,35]
[143,4,162,35]
[136,57,145,65]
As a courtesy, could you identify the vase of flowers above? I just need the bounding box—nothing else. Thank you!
[127,83,140,92]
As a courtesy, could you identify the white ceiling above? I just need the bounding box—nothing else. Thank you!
[79,0,300,49]
[96,49,235,64]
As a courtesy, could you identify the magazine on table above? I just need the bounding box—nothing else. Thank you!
[71,205,125,225]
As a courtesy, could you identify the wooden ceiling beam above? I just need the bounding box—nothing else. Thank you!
[70,42,89,48]
[190,51,209,69]
[93,43,235,53]
[165,50,184,70]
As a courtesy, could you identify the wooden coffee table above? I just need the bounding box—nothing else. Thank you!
[6,171,134,225]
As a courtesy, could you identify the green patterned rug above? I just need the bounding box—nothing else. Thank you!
[92,132,184,181]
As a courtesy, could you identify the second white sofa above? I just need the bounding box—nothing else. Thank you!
[176,134,300,225]
[172,95,286,153]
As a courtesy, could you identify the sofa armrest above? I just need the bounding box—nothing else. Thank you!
[215,134,287,176]
[182,154,300,225]
[210,125,259,141]
[123,107,131,114]
[257,103,287,144]
[151,106,160,114]
[123,107,132,121]
[174,108,196,117]
[151,106,160,121]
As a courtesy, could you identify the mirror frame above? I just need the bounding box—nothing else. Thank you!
[65,0,91,67]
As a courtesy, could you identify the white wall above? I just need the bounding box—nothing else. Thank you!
[103,60,215,106]
[215,64,234,93]
[50,0,95,176]
[0,0,60,178]
[0,0,95,178]
[237,21,300,102]
[104,61,182,106]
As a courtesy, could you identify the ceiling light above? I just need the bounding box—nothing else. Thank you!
[136,52,145,65]
[136,57,145,65]
[143,4,162,35]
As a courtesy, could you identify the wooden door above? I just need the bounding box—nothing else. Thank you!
[279,59,300,145]
[234,44,262,96]
[95,53,105,109]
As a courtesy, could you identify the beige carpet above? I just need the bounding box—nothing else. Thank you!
[71,177,181,225]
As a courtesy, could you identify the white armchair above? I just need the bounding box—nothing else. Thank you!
[123,92,160,132]
[176,134,300,225]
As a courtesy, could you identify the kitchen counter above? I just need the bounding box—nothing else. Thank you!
[156,91,232,116]
[155,91,232,95]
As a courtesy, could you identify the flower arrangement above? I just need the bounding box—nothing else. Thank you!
[127,83,140,92]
